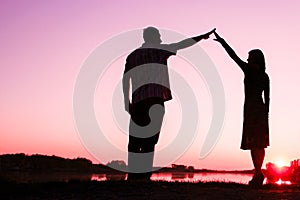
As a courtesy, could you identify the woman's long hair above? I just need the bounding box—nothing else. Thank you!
[249,49,266,72]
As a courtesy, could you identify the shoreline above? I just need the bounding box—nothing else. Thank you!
[0,170,254,184]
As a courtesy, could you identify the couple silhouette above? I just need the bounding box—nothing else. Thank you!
[122,27,270,187]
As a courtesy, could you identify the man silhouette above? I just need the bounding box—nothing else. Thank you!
[123,26,214,180]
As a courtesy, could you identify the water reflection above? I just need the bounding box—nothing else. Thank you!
[90,172,254,184]
[188,173,194,179]
[90,174,106,181]
[171,172,188,180]
[106,174,126,181]
[150,172,253,184]
[2,172,296,185]
[274,178,292,185]
[91,174,126,181]
[149,172,296,185]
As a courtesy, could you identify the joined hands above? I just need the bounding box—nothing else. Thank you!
[203,28,216,39]
[212,29,224,42]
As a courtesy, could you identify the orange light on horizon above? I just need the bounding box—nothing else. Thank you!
[275,178,292,185]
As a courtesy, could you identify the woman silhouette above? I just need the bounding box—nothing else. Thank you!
[213,30,270,186]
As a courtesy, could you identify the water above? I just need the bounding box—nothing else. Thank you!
[2,171,293,185]
[91,172,294,185]
[152,172,253,184]
[92,172,254,184]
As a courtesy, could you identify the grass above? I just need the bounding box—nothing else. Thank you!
[0,180,299,200]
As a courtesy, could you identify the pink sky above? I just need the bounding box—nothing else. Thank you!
[1,0,300,170]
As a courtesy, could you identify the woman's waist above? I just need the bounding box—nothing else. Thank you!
[244,98,264,105]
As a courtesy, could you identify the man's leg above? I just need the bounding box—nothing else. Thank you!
[137,98,165,180]
[127,101,146,180]
[127,135,141,180]
[139,141,155,180]
[127,98,164,180]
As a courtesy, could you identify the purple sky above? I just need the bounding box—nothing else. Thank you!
[1,0,300,170]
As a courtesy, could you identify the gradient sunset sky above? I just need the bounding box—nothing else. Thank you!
[1,0,299,170]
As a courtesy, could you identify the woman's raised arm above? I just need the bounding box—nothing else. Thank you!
[213,31,247,72]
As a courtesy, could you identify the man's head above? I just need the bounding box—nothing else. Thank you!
[143,26,162,44]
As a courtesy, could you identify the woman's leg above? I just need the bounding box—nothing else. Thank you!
[249,148,265,186]
[251,148,265,174]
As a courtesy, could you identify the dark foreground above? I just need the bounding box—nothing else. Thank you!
[1,180,300,200]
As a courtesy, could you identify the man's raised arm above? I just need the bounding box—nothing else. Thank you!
[169,28,215,51]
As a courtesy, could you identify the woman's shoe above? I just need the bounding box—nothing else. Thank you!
[256,172,265,185]
[248,174,257,185]
[249,172,264,187]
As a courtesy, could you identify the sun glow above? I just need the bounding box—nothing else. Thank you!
[274,160,289,168]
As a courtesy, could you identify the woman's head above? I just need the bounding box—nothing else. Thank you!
[247,49,266,71]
